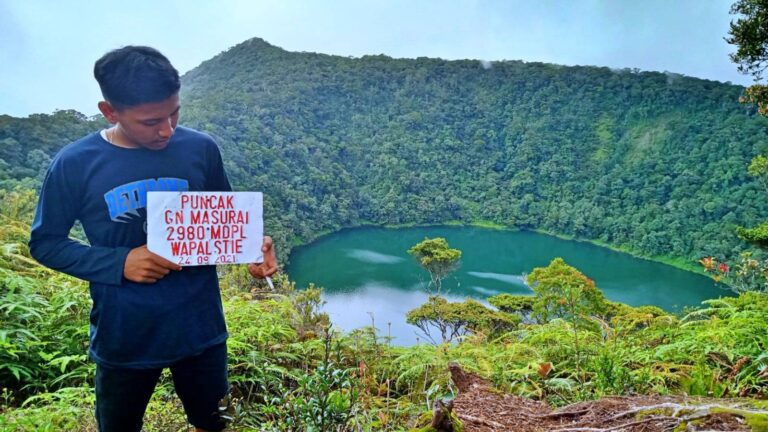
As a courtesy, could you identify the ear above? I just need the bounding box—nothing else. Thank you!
[98,101,119,124]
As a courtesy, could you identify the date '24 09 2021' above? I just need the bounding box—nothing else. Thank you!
[177,254,238,265]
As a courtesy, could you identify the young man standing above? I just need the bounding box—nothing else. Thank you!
[28,46,277,431]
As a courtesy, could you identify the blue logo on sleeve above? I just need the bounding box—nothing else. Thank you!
[104,177,189,223]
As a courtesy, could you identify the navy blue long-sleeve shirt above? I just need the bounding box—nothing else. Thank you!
[29,126,232,368]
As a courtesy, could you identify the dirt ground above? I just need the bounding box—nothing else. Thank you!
[443,362,765,432]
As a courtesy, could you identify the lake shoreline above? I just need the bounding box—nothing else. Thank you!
[290,220,708,277]
[286,224,725,344]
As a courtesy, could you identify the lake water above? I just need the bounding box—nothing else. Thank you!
[285,226,726,345]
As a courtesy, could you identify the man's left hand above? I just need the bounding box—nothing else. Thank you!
[248,236,279,278]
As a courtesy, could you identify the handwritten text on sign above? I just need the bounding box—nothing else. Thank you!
[147,192,263,266]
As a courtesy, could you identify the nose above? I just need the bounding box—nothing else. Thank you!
[158,118,174,138]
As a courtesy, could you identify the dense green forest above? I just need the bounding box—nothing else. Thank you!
[2,38,768,266]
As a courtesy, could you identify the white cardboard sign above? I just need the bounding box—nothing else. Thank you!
[147,191,263,266]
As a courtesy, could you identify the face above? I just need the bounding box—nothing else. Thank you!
[99,93,180,150]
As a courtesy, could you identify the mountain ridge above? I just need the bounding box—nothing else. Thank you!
[1,37,766,264]
[189,36,746,87]
[177,38,767,263]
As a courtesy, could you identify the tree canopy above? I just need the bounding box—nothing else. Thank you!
[728,0,768,81]
[408,237,461,294]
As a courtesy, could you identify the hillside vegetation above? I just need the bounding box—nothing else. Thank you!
[1,191,767,430]
[2,39,768,265]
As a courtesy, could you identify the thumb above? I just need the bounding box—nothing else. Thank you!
[261,236,273,252]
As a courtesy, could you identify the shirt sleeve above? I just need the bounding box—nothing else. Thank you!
[28,153,131,286]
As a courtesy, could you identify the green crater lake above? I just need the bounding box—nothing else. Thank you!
[286,226,726,345]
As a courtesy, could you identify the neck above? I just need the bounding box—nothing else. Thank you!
[107,126,135,149]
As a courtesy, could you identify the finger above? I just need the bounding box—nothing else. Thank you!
[151,267,171,277]
[262,236,273,253]
[247,263,262,278]
[143,268,169,279]
[248,263,272,278]
[263,261,279,273]
[262,248,277,264]
[263,265,279,277]
[251,262,279,278]
[148,253,182,271]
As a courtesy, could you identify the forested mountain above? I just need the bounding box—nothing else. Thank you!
[0,110,104,190]
[2,38,767,263]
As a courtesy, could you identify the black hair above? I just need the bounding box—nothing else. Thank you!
[94,46,180,109]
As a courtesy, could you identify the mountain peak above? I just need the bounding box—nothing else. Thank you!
[237,37,280,50]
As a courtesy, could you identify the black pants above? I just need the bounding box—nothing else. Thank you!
[95,342,229,432]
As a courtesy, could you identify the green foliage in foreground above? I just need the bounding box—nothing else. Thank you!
[526,258,607,377]
[703,252,768,293]
[2,218,768,430]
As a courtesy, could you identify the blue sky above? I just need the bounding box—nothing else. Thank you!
[0,0,753,117]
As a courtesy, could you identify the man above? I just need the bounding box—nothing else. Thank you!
[28,46,277,431]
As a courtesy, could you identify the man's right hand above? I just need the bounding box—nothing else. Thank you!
[124,245,182,283]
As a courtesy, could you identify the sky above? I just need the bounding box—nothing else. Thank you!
[0,0,754,118]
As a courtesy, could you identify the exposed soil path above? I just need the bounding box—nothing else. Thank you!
[444,363,767,432]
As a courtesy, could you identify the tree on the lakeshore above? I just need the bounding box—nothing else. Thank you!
[406,296,518,343]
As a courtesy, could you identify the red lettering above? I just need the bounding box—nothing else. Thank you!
[165,210,183,224]
[213,239,244,254]
[171,241,182,256]
[234,225,246,239]
[188,240,209,255]
[193,210,210,224]
[164,210,184,224]
[184,194,239,210]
